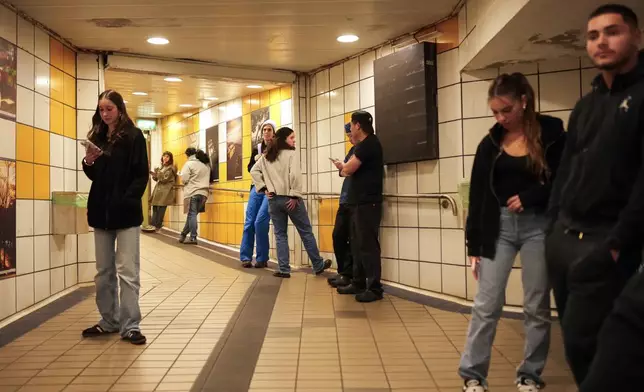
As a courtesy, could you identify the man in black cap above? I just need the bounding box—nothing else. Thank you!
[333,110,384,302]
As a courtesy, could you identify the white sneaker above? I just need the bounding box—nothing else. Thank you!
[464,379,487,392]
[517,378,541,392]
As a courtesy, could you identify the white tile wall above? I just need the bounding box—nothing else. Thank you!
[17,17,35,53]
[16,86,34,126]
[0,118,16,159]
[0,278,16,320]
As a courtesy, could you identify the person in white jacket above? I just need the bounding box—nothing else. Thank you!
[179,147,210,244]
[250,127,331,278]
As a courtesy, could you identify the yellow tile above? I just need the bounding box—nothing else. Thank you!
[242,95,251,115]
[63,74,75,108]
[50,67,64,103]
[227,224,236,245]
[34,129,50,165]
[50,100,64,135]
[344,112,352,124]
[33,164,50,200]
[281,85,292,100]
[270,104,281,127]
[16,162,34,199]
[251,93,261,111]
[63,46,76,77]
[63,105,76,139]
[319,226,333,253]
[16,124,34,162]
[270,88,281,105]
[318,199,334,226]
[49,38,64,71]
[193,116,199,133]
[260,91,270,108]
[242,135,251,159]
[346,140,352,155]
[234,224,243,245]
[242,114,251,138]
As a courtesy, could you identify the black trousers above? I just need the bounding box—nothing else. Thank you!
[545,221,640,385]
[580,269,644,391]
[332,204,353,278]
[349,203,383,294]
[151,206,167,228]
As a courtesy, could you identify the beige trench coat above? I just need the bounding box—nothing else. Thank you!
[150,165,177,206]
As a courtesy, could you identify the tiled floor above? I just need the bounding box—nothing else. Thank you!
[0,235,255,392]
[250,274,577,392]
[0,234,577,391]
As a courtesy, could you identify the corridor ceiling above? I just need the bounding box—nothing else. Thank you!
[466,0,644,70]
[8,0,461,72]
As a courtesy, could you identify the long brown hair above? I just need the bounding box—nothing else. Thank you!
[265,127,295,162]
[87,90,134,153]
[488,73,546,177]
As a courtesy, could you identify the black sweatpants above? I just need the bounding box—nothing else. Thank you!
[332,204,353,278]
[350,203,383,294]
[545,221,640,385]
[580,269,644,391]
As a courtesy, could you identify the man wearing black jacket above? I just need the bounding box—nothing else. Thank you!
[545,4,643,386]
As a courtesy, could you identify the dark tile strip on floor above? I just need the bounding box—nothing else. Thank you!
[0,286,96,348]
[157,229,532,320]
[152,232,283,392]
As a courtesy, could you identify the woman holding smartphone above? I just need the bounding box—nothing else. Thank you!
[460,73,566,392]
[81,89,149,345]
[250,127,331,278]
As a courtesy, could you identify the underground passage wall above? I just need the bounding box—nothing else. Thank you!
[0,4,101,322]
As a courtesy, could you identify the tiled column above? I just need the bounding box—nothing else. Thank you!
[75,52,100,284]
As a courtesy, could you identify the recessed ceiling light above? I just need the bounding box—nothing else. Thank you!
[150,112,162,116]
[147,37,169,45]
[132,92,148,96]
[123,100,128,104]
[246,85,262,89]
[164,77,182,82]
[206,97,218,101]
[179,104,193,108]
[337,34,359,43]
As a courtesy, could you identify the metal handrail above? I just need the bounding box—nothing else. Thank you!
[173,184,458,216]
[310,192,458,216]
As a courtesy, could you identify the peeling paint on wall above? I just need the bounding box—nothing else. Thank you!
[528,29,585,51]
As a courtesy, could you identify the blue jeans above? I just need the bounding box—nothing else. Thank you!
[181,195,206,240]
[240,186,270,263]
[94,227,142,336]
[459,208,551,387]
[268,196,325,274]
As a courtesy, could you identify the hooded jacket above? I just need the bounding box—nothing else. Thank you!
[248,119,277,173]
[466,114,566,258]
[83,125,149,230]
[548,50,644,251]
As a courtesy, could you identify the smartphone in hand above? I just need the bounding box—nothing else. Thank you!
[80,140,102,153]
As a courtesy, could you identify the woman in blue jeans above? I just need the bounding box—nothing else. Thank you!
[81,90,149,345]
[179,148,211,245]
[250,127,331,278]
[240,120,276,268]
[461,74,566,392]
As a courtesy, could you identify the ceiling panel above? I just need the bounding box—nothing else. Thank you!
[10,0,460,71]
[104,70,278,118]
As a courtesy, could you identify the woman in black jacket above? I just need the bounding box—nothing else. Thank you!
[459,74,566,392]
[80,90,149,345]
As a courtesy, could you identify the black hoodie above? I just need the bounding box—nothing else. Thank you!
[548,50,644,252]
[466,114,566,258]
[82,125,149,230]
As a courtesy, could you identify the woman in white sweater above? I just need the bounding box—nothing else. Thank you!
[179,148,210,245]
[250,127,331,278]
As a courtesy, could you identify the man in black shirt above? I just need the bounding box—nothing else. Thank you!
[333,111,384,303]
[545,4,644,386]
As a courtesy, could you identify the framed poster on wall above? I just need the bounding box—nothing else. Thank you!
[226,118,243,181]
[0,159,16,279]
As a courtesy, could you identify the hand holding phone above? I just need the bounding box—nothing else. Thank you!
[81,140,103,165]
